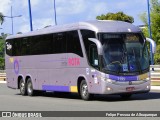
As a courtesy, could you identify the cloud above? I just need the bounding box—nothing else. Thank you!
[33,18,53,29]
[1,0,148,34]
[22,0,40,8]
[19,18,53,33]
[0,0,11,14]
[19,24,29,33]
[56,0,86,15]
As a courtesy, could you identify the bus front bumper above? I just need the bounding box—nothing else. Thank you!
[101,80,150,95]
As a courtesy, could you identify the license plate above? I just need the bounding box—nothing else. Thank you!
[126,87,135,92]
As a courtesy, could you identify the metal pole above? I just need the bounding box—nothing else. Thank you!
[54,0,57,25]
[147,0,153,65]
[28,0,33,31]
[11,6,14,35]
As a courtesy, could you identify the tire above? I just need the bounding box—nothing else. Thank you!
[26,78,35,96]
[120,94,132,99]
[80,80,93,100]
[19,78,27,96]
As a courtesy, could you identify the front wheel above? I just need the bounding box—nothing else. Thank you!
[27,78,35,96]
[80,80,93,100]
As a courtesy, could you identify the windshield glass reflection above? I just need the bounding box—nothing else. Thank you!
[99,33,149,74]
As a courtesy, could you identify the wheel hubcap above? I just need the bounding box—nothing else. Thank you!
[20,82,25,93]
[82,84,88,97]
[27,82,32,94]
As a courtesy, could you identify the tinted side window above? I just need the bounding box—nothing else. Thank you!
[21,37,30,55]
[6,31,82,56]
[55,32,66,53]
[66,31,83,57]
[81,30,96,63]
[30,34,53,55]
[13,38,21,56]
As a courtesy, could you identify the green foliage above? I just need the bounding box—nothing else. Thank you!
[140,0,160,64]
[0,57,5,70]
[96,11,134,23]
[154,45,160,64]
[0,33,7,70]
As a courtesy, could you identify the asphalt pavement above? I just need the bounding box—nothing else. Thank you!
[0,81,160,120]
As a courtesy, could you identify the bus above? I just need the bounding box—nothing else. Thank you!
[5,20,156,100]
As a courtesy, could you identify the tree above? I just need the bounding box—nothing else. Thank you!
[0,35,5,70]
[140,0,160,64]
[96,12,134,23]
[0,12,4,24]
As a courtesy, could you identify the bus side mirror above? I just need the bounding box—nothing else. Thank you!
[146,38,156,54]
[88,38,103,55]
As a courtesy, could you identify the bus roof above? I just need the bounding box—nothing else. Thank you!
[6,20,141,39]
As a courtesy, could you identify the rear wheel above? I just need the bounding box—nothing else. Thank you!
[27,78,35,96]
[19,78,27,96]
[80,80,93,100]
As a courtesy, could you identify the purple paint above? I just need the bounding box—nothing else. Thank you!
[14,60,19,75]
[40,59,65,63]
[109,75,138,82]
[42,85,70,92]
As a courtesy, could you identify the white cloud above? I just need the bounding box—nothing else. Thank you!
[19,24,30,33]
[1,0,149,34]
[22,0,40,8]
[86,2,109,20]
[33,18,53,30]
[56,0,86,15]
[0,0,11,14]
[19,18,53,33]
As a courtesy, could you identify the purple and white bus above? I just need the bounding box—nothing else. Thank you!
[5,21,156,100]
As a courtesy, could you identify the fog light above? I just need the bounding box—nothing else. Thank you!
[107,87,112,91]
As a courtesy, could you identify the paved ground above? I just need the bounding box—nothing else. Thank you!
[0,83,160,120]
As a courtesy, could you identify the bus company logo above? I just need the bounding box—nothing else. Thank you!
[68,58,80,66]
[14,59,19,75]
[6,42,12,50]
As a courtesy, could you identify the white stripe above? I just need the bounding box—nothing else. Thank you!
[151,86,160,90]
[0,81,6,83]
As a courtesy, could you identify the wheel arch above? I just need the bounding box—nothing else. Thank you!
[25,74,35,89]
[17,75,25,89]
[77,75,88,94]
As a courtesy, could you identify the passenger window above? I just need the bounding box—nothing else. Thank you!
[81,30,98,68]
[66,31,83,57]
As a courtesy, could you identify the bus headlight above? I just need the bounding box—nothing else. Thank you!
[106,79,112,83]
[106,79,116,83]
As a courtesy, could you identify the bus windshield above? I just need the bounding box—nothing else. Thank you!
[99,33,150,75]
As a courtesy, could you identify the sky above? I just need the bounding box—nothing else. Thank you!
[0,0,148,35]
